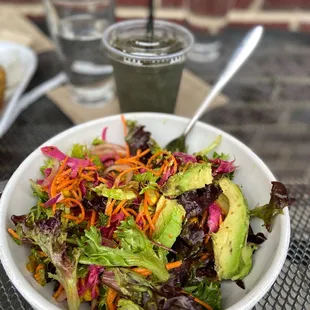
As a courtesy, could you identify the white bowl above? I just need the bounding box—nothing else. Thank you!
[0,113,290,310]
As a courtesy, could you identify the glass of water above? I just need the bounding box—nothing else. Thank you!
[43,0,115,105]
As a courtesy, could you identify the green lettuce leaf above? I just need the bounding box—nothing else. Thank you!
[30,179,48,202]
[250,181,292,232]
[153,196,185,256]
[195,135,222,157]
[133,172,158,184]
[90,155,102,167]
[183,281,221,310]
[70,143,88,159]
[133,172,159,194]
[92,137,104,145]
[93,184,137,200]
[97,212,109,227]
[20,213,81,310]
[118,299,143,310]
[96,285,108,310]
[212,151,229,160]
[40,158,54,174]
[112,268,156,309]
[79,218,169,282]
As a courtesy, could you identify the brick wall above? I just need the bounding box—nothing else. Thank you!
[2,0,310,32]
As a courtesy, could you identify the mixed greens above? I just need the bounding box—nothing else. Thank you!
[8,117,293,310]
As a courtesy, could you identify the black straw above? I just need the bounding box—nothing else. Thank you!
[146,0,154,38]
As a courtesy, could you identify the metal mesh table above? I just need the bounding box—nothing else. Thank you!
[0,184,309,310]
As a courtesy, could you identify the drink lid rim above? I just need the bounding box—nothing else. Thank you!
[102,19,194,61]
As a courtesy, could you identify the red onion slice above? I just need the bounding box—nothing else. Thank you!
[44,192,64,207]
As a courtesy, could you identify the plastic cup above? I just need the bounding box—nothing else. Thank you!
[102,19,194,113]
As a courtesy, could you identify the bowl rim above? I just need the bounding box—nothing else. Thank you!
[0,112,290,310]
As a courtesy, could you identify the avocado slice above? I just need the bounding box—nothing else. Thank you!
[161,163,213,198]
[216,193,230,215]
[93,184,136,200]
[212,178,253,280]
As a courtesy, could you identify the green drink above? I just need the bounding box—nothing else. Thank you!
[102,20,194,113]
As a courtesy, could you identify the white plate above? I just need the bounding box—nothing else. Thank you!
[0,41,37,136]
[0,113,290,310]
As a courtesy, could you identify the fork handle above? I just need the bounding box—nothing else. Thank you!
[183,26,264,137]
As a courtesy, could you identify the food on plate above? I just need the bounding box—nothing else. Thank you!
[0,66,5,110]
[7,116,293,310]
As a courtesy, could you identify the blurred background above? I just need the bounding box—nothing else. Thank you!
[2,0,310,32]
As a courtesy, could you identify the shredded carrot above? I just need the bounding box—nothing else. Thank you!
[136,211,146,228]
[60,168,71,176]
[125,143,131,158]
[131,261,183,278]
[50,157,69,214]
[97,176,109,184]
[121,115,127,136]
[56,178,75,191]
[35,264,44,273]
[204,233,211,244]
[63,214,80,221]
[61,198,85,224]
[147,150,170,166]
[132,267,152,276]
[62,179,79,191]
[38,251,48,257]
[115,157,144,166]
[200,253,210,261]
[170,155,178,174]
[152,205,165,225]
[133,148,150,159]
[95,284,100,296]
[81,174,95,182]
[105,199,116,216]
[116,148,150,164]
[112,200,127,215]
[143,224,150,232]
[182,162,191,172]
[76,187,82,200]
[166,260,182,270]
[126,208,138,216]
[8,228,20,240]
[121,206,130,217]
[84,166,98,171]
[113,166,142,187]
[219,214,223,225]
[71,189,80,200]
[53,284,64,299]
[120,115,131,158]
[143,194,155,231]
[144,190,152,206]
[181,291,213,310]
[90,210,96,226]
[106,288,118,310]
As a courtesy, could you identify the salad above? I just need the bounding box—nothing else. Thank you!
[8,117,293,310]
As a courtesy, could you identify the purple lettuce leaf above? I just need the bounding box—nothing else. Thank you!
[177,183,222,219]
[250,181,294,232]
[173,152,197,165]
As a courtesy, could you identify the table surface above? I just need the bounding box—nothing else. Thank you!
[0,23,310,310]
